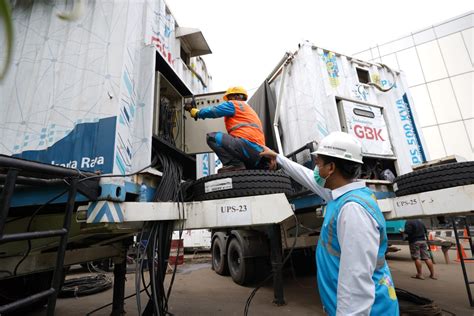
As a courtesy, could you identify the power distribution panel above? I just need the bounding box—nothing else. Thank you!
[184,92,227,154]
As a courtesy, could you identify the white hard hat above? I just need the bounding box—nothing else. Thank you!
[311,132,363,164]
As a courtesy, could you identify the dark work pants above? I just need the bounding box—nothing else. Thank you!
[206,132,270,169]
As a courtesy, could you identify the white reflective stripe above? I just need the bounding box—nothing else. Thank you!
[228,122,262,132]
[339,195,387,270]
[376,257,386,269]
[321,212,341,257]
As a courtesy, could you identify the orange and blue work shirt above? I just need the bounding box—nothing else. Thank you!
[197,100,265,149]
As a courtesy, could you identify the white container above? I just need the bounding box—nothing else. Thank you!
[268,42,429,175]
[0,0,212,176]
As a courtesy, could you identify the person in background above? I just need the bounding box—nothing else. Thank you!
[185,86,274,173]
[260,131,399,316]
[403,219,437,280]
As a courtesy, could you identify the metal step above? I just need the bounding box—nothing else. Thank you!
[0,229,67,243]
[0,288,55,314]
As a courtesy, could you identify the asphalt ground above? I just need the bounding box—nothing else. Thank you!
[26,245,473,315]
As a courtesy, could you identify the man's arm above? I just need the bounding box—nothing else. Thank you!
[276,154,332,202]
[336,202,379,316]
[197,101,235,119]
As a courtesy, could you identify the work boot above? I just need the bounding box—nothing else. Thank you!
[218,164,246,174]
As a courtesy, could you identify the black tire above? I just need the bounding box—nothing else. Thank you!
[212,237,229,275]
[394,161,474,196]
[191,170,294,201]
[227,238,256,285]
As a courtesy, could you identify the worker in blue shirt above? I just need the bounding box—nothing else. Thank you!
[185,86,274,173]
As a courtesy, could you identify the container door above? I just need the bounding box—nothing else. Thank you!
[338,100,394,158]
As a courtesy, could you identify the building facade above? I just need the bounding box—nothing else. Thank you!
[354,12,473,161]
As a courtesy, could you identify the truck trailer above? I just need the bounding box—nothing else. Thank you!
[1,1,473,315]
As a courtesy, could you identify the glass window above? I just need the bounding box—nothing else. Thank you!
[439,121,473,160]
[421,126,445,160]
[451,72,473,120]
[438,33,472,76]
[427,79,461,124]
[461,28,473,65]
[381,54,399,71]
[416,41,448,82]
[396,48,424,86]
[410,85,437,127]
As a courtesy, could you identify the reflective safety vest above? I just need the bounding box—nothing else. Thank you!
[316,187,399,316]
[224,101,265,147]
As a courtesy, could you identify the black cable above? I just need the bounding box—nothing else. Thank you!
[86,282,151,316]
[396,287,453,315]
[136,222,153,314]
[13,188,70,275]
[77,155,159,184]
[59,274,112,297]
[146,153,184,315]
[166,170,185,304]
[148,224,159,315]
[9,153,159,275]
[244,212,300,316]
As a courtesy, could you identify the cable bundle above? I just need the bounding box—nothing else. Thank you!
[59,274,112,298]
[396,288,452,316]
[86,151,185,315]
[158,98,180,146]
[135,152,185,316]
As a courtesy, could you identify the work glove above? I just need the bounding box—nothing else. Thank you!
[189,108,200,120]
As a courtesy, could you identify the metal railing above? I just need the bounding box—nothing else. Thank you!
[0,155,98,315]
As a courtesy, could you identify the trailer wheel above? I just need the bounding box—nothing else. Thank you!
[394,161,474,196]
[190,170,294,201]
[227,238,256,285]
[212,237,229,275]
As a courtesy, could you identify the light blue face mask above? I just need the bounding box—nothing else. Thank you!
[313,165,330,187]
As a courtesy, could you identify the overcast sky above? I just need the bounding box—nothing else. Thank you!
[167,1,472,95]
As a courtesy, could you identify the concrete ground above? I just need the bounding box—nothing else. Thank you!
[28,246,473,315]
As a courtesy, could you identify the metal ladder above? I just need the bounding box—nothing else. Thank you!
[0,156,97,315]
[452,216,474,307]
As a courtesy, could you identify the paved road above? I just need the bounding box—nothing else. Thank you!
[28,246,473,315]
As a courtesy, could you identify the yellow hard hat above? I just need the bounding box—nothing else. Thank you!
[223,86,248,101]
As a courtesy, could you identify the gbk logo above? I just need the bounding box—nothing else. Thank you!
[354,125,385,141]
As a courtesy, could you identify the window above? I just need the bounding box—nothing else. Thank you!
[356,67,371,84]
[353,108,375,118]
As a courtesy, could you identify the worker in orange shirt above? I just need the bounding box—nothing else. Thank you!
[185,86,274,173]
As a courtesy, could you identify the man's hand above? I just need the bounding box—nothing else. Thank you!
[184,103,193,112]
[268,158,277,171]
[260,146,278,170]
[259,146,278,159]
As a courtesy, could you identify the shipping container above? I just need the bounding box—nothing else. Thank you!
[0,0,212,177]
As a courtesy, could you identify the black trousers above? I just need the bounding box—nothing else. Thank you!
[206,132,270,169]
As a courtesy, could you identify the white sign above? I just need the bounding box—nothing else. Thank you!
[216,200,252,226]
[205,178,233,193]
[393,195,423,217]
[342,101,394,157]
